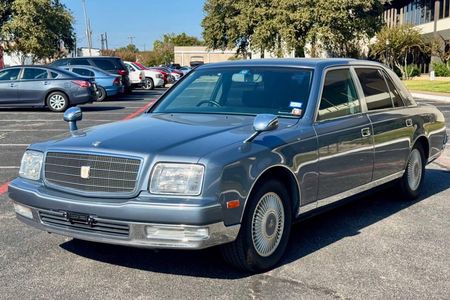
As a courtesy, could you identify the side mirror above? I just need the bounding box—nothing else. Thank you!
[244,114,279,143]
[63,106,82,131]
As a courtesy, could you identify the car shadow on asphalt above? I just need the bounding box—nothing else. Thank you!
[59,168,450,279]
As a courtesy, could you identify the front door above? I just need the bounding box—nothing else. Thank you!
[313,68,374,204]
[0,68,21,105]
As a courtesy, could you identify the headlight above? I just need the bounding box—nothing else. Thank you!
[19,150,44,181]
[150,163,204,195]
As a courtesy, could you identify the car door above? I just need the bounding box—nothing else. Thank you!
[354,67,411,180]
[0,68,21,105]
[17,67,51,105]
[313,68,374,205]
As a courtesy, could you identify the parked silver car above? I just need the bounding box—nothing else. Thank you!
[9,59,447,272]
[0,66,97,111]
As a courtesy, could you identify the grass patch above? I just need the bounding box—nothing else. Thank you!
[403,80,450,94]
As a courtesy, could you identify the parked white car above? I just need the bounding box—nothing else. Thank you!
[125,61,164,90]
[124,62,145,89]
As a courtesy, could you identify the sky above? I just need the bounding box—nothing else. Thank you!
[61,0,206,51]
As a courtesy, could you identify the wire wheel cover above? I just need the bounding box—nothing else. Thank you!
[251,192,285,257]
[407,149,422,191]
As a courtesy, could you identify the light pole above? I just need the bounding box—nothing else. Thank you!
[81,0,92,56]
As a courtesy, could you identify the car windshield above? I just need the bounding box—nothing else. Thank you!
[152,66,313,117]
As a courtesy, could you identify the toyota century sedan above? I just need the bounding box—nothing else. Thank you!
[9,59,447,272]
[0,65,97,111]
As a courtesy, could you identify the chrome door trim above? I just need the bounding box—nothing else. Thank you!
[299,171,404,214]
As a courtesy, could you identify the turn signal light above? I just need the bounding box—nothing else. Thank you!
[226,200,240,209]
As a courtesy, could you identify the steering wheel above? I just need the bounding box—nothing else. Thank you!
[196,100,222,107]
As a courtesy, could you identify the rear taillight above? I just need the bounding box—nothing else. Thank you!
[72,80,91,88]
[139,74,143,80]
[113,77,121,85]
[118,69,127,76]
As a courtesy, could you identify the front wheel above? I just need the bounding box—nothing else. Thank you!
[398,145,425,200]
[143,78,154,90]
[220,180,292,272]
[46,91,69,112]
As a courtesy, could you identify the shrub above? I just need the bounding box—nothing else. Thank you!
[404,64,421,78]
[431,62,450,77]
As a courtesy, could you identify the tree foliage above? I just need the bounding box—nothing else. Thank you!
[152,33,204,65]
[202,0,385,58]
[370,24,426,79]
[1,0,75,63]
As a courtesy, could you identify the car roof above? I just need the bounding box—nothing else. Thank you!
[2,65,62,71]
[197,58,384,70]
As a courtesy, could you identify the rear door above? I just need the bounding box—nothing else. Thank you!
[17,67,51,105]
[313,68,374,205]
[0,68,21,104]
[354,67,411,180]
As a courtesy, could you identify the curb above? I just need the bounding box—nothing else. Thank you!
[411,92,450,103]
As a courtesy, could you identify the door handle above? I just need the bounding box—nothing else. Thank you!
[10,83,15,87]
[405,119,413,127]
[43,81,49,85]
[361,127,371,137]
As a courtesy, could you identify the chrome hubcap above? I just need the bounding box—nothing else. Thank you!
[407,149,422,191]
[251,192,285,257]
[49,95,66,110]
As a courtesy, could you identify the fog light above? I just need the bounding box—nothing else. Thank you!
[145,225,209,242]
[13,203,33,219]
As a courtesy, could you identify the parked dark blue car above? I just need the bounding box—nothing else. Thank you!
[0,65,97,111]
[60,65,123,101]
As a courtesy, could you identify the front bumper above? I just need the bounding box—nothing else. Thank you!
[9,179,240,249]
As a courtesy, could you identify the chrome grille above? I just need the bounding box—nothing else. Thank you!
[44,152,141,194]
[39,210,129,237]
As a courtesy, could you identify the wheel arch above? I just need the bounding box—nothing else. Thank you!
[240,165,300,222]
[412,135,430,160]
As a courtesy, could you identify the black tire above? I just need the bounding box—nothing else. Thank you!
[96,86,107,102]
[143,78,154,90]
[398,144,426,200]
[220,180,292,272]
[46,91,69,112]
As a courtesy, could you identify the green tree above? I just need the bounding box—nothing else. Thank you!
[153,33,203,65]
[1,0,75,63]
[202,0,385,58]
[370,25,426,79]
[116,44,139,53]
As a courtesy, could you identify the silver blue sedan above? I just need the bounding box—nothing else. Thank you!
[60,65,124,101]
[0,65,97,111]
[8,59,448,272]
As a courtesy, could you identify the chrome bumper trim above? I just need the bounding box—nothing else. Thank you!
[15,203,240,250]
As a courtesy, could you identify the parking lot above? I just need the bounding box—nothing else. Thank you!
[0,90,449,299]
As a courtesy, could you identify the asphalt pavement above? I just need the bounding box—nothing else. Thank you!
[0,90,449,299]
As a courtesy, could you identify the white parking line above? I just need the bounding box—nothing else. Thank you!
[0,166,19,169]
[0,144,29,146]
[0,129,66,132]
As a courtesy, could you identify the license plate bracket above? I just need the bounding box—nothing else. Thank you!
[63,211,95,226]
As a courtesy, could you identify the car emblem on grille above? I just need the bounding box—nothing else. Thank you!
[92,141,101,147]
[80,166,91,179]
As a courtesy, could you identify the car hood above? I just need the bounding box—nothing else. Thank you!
[34,113,299,160]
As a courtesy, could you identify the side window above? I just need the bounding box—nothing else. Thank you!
[71,58,90,66]
[355,68,393,110]
[0,68,21,81]
[50,72,60,79]
[94,59,116,71]
[72,68,95,77]
[317,69,361,121]
[383,72,405,107]
[22,68,49,80]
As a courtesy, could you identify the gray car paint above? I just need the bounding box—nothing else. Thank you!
[8,58,447,247]
[0,66,96,108]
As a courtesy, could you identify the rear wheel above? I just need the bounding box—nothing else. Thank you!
[398,144,425,200]
[143,78,154,90]
[96,86,107,102]
[220,180,292,272]
[46,91,69,112]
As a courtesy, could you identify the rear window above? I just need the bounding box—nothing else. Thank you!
[93,58,124,71]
